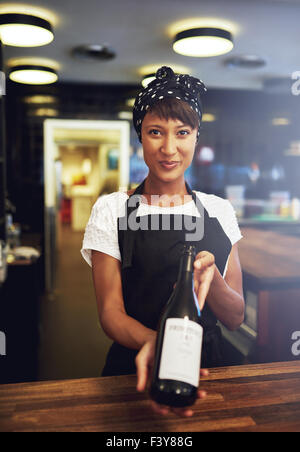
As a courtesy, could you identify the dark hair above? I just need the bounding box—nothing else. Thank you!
[147,97,200,130]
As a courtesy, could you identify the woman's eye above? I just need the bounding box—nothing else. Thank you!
[178,130,190,136]
[149,129,161,135]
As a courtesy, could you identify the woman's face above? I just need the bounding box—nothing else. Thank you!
[141,112,198,184]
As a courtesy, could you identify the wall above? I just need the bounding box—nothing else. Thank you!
[192,89,300,199]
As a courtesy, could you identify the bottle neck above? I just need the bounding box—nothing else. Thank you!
[177,253,194,286]
[173,251,201,316]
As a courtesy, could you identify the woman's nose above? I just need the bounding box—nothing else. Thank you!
[160,134,177,155]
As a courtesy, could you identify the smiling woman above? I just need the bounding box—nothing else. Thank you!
[81,66,244,417]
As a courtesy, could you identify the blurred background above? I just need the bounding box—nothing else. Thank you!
[0,0,300,383]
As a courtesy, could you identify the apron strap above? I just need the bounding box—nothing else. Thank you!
[185,180,209,221]
[121,180,145,269]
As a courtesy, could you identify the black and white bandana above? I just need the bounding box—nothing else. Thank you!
[133,66,207,142]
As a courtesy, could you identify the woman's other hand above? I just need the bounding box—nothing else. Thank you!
[135,336,208,418]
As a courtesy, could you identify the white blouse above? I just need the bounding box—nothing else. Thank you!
[81,190,243,274]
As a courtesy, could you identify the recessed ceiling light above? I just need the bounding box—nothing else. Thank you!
[272,117,290,126]
[9,65,58,85]
[141,73,156,87]
[72,44,116,60]
[31,108,58,117]
[0,13,53,47]
[125,98,135,107]
[23,95,58,104]
[173,27,233,57]
[202,113,216,122]
[118,111,132,120]
[224,54,266,69]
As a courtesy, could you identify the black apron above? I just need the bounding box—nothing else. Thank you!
[102,179,232,376]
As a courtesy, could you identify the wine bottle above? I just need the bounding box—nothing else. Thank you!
[150,245,203,407]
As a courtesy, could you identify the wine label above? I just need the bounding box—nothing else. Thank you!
[158,318,203,387]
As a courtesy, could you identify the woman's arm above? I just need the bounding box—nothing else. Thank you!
[92,250,156,349]
[198,244,245,331]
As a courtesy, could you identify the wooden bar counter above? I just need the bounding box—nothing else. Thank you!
[0,361,300,432]
[239,227,300,290]
[238,227,300,362]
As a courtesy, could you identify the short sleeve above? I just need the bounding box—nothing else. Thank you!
[197,192,243,246]
[218,199,243,246]
[81,194,121,267]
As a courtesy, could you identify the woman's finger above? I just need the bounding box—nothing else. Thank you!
[196,278,212,310]
[136,355,148,392]
[200,368,209,377]
[150,400,170,416]
[197,389,207,399]
[135,342,153,392]
[194,252,215,270]
[171,407,194,417]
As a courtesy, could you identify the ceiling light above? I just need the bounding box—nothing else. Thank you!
[23,95,58,104]
[82,159,92,175]
[202,113,216,122]
[0,13,54,47]
[224,54,266,69]
[173,27,233,57]
[72,44,116,60]
[9,65,58,85]
[126,98,135,107]
[31,108,58,117]
[141,73,156,88]
[272,117,290,126]
[168,17,240,39]
[118,111,132,120]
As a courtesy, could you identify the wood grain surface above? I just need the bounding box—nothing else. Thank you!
[0,361,300,432]
[239,228,300,281]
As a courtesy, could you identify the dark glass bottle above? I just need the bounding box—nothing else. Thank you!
[150,245,203,407]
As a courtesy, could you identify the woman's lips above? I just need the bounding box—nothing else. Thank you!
[159,161,180,170]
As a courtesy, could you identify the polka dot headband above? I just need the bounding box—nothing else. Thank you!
[133,66,207,142]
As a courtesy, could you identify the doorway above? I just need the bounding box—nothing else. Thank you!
[40,119,130,379]
[44,119,130,293]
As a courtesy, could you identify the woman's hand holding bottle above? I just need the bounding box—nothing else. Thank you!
[136,335,209,418]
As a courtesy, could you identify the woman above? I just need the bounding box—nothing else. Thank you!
[81,66,245,416]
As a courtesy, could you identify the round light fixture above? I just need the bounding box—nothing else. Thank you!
[141,73,156,88]
[9,65,58,85]
[173,27,233,57]
[0,13,54,47]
